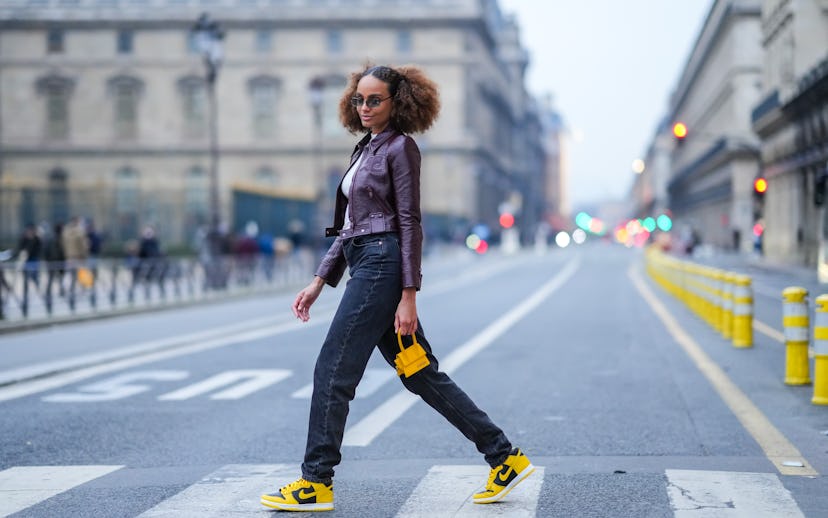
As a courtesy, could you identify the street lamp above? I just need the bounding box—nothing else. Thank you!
[191,13,224,286]
[307,77,327,242]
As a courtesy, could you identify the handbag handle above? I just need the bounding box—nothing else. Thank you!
[396,331,420,352]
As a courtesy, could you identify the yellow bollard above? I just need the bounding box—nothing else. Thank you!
[813,295,828,405]
[721,272,734,340]
[782,287,811,385]
[711,269,724,333]
[732,275,753,348]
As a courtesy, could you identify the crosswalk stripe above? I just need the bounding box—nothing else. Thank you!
[0,464,809,517]
[666,469,805,517]
[396,465,544,517]
[138,464,296,517]
[0,465,123,517]
[291,368,396,399]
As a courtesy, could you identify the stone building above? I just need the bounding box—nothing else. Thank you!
[665,0,763,254]
[0,0,548,251]
[635,0,828,276]
[751,0,828,276]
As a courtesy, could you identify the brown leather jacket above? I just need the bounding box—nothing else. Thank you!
[315,126,423,290]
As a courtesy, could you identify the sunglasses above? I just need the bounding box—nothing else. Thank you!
[350,95,392,108]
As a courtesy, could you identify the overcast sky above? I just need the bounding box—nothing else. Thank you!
[498,0,714,209]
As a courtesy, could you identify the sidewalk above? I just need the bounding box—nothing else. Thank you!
[683,246,821,282]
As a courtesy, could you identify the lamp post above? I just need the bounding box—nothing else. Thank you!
[307,77,326,243]
[191,13,224,286]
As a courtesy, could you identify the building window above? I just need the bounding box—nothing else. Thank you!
[36,75,74,140]
[255,29,272,53]
[256,166,278,186]
[47,28,64,54]
[326,29,343,54]
[322,76,347,137]
[117,29,134,54]
[185,166,209,233]
[178,76,207,138]
[48,169,69,225]
[115,167,139,240]
[248,76,280,139]
[108,76,143,140]
[397,30,412,54]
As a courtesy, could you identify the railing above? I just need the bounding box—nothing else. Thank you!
[0,252,315,326]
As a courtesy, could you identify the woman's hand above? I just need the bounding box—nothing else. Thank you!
[292,276,325,322]
[395,287,418,336]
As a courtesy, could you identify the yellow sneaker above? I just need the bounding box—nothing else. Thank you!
[473,448,535,504]
[260,477,334,512]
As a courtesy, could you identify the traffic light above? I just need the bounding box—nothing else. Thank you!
[499,212,515,229]
[754,177,768,195]
[752,176,767,220]
[672,122,688,143]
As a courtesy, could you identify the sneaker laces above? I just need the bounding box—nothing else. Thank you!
[483,467,498,491]
[279,478,308,494]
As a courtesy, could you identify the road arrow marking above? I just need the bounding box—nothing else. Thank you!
[158,369,292,400]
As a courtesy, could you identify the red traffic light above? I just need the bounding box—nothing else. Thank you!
[499,213,515,229]
[672,122,688,139]
[754,177,768,194]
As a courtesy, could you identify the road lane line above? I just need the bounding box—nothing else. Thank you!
[630,267,817,476]
[343,257,580,447]
[666,469,805,517]
[138,464,295,517]
[754,319,785,343]
[396,465,544,517]
[0,465,123,517]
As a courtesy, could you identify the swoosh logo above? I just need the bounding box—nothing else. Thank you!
[496,465,516,485]
[292,487,317,504]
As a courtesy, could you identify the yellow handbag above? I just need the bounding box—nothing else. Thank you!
[77,267,94,288]
[395,331,430,378]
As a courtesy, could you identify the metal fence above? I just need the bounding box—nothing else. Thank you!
[0,252,315,326]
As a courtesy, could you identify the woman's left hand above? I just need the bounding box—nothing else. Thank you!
[395,287,418,336]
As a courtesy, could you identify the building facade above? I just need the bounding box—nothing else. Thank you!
[751,0,828,276]
[635,0,828,276]
[0,0,548,252]
[665,0,763,254]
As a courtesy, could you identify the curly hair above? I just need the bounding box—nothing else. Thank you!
[339,64,441,135]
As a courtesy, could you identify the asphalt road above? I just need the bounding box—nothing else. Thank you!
[1,243,827,517]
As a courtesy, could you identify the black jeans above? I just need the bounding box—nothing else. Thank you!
[301,233,512,484]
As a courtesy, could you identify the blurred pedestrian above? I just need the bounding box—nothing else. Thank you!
[258,229,275,281]
[43,222,66,297]
[234,221,259,285]
[138,225,165,283]
[13,223,42,287]
[261,64,534,512]
[62,216,89,294]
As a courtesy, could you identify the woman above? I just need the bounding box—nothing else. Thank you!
[261,64,533,512]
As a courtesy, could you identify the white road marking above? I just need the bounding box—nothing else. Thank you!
[396,465,544,517]
[42,370,189,402]
[291,368,396,400]
[666,469,805,517]
[0,318,328,403]
[0,465,123,517]
[137,464,296,517]
[158,369,292,401]
[343,257,580,447]
[0,313,299,387]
